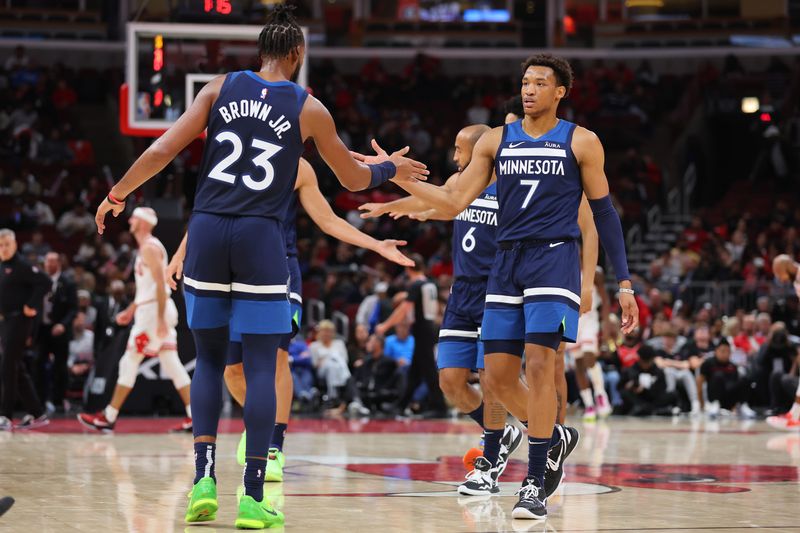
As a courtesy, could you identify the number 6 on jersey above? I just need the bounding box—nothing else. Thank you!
[208,131,283,191]
[461,226,477,253]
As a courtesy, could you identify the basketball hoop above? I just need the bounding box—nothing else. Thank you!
[120,22,308,138]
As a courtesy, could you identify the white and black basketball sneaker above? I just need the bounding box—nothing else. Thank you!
[544,425,580,497]
[495,424,524,478]
[14,414,49,430]
[512,476,547,520]
[458,456,500,496]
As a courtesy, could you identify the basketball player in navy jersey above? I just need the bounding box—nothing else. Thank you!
[166,157,414,481]
[94,6,427,529]
[362,126,520,493]
[362,125,527,497]
[359,122,599,497]
[504,94,591,429]
[358,54,638,520]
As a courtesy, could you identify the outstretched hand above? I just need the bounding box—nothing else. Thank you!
[580,286,594,315]
[350,140,408,164]
[375,239,414,267]
[166,253,184,291]
[351,139,429,184]
[359,202,424,221]
[408,209,436,222]
[619,292,639,335]
[115,308,134,326]
[358,202,390,219]
[95,198,125,235]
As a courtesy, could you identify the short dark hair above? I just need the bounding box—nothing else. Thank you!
[503,95,523,118]
[258,4,305,60]
[408,253,426,273]
[715,338,730,349]
[638,344,656,362]
[521,54,574,96]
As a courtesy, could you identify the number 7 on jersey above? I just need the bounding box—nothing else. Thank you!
[520,179,540,209]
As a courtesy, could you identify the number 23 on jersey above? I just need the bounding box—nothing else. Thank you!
[208,131,282,191]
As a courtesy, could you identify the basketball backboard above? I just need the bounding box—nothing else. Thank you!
[122,22,308,137]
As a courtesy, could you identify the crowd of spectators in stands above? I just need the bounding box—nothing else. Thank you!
[1,47,799,422]
[0,47,129,414]
[588,195,800,418]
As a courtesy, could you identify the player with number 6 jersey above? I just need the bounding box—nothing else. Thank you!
[93,6,428,530]
[359,126,523,493]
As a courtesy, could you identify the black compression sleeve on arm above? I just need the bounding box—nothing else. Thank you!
[588,195,631,282]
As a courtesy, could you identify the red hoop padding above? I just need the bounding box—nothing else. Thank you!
[119,84,169,138]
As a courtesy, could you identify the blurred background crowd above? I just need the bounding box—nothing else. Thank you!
[1,0,800,422]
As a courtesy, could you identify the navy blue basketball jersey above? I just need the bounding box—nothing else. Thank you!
[283,191,298,256]
[452,182,498,278]
[493,119,582,242]
[194,71,308,221]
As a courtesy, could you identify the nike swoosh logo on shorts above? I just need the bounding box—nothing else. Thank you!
[549,242,564,248]
[508,142,525,148]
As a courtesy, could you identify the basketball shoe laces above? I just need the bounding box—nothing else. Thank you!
[516,479,541,502]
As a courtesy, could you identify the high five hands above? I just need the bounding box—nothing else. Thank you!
[350,139,429,184]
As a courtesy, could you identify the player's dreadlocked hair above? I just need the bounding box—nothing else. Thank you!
[258,4,305,60]
[521,54,574,96]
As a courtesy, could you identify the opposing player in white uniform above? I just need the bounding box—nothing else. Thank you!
[569,266,612,421]
[78,207,192,432]
[768,254,800,431]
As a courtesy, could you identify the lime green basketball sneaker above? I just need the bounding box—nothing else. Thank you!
[237,430,247,466]
[185,477,218,523]
[235,494,285,529]
[265,447,285,482]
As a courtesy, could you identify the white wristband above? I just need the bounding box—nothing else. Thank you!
[618,288,635,295]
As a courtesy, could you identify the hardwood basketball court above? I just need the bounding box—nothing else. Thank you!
[1,417,799,532]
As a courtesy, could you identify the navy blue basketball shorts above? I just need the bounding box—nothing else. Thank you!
[183,212,291,338]
[481,240,580,355]
[226,254,303,365]
[437,277,488,371]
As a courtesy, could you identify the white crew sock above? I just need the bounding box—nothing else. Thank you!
[186,404,192,419]
[587,364,607,398]
[580,388,595,408]
[790,401,800,420]
[104,405,119,423]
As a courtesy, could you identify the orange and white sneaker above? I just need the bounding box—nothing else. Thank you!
[785,418,800,431]
[77,412,115,432]
[170,417,193,433]
[766,412,797,430]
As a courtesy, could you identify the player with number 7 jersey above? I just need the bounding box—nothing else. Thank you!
[382,53,640,521]
[358,119,599,500]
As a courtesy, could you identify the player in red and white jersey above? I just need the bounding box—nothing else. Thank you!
[767,254,800,430]
[568,266,612,421]
[78,207,192,432]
